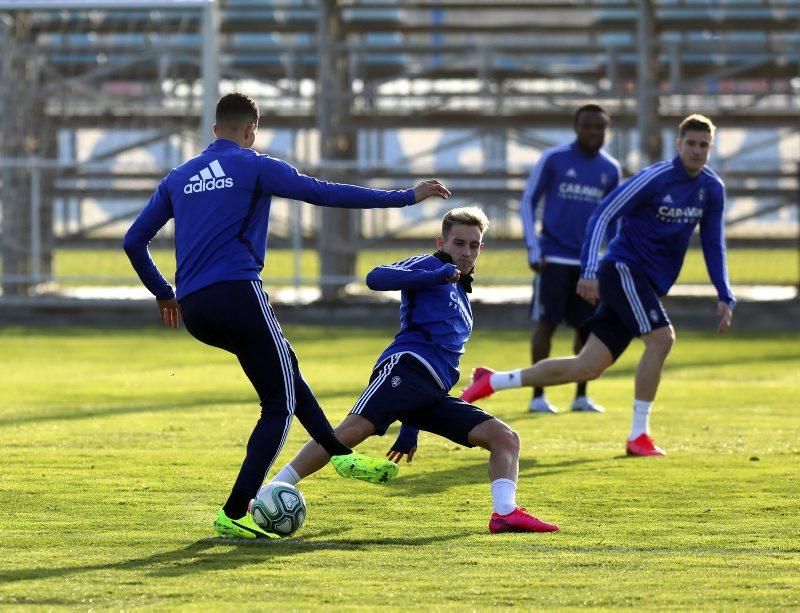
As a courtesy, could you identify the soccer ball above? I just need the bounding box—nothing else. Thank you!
[249,482,306,537]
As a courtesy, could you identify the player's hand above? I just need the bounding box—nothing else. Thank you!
[157,298,181,329]
[446,269,461,283]
[413,179,451,202]
[716,301,733,334]
[577,278,600,305]
[386,445,416,464]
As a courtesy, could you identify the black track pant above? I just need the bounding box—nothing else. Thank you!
[180,279,339,502]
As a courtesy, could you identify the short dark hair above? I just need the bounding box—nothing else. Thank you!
[574,103,608,126]
[215,92,259,129]
[679,114,716,138]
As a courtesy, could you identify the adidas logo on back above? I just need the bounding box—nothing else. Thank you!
[565,168,578,178]
[183,159,233,194]
[662,194,673,203]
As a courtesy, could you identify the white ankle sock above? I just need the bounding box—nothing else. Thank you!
[490,478,517,515]
[630,399,653,439]
[271,464,301,486]
[490,370,523,391]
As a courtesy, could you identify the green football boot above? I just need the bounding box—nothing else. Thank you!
[330,451,399,484]
[213,508,280,540]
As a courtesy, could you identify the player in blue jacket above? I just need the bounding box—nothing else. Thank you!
[123,92,451,539]
[270,207,559,533]
[521,104,621,414]
[463,114,734,457]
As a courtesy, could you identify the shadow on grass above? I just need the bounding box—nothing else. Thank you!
[0,388,367,429]
[0,397,245,428]
[386,456,603,496]
[0,529,470,585]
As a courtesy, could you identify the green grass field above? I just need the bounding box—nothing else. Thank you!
[1,326,799,609]
[52,246,799,286]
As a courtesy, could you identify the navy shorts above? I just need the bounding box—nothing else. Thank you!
[531,262,596,328]
[581,260,671,361]
[349,353,493,447]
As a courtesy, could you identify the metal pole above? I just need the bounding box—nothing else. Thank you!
[30,158,41,284]
[201,0,220,145]
[317,0,358,300]
[636,0,661,167]
[669,40,682,91]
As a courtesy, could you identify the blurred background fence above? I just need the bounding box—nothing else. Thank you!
[1,0,798,305]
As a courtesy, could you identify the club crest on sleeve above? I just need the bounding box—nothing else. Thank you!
[391,376,402,387]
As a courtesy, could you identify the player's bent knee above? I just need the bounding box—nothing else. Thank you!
[497,426,520,455]
[646,326,675,355]
[468,419,519,453]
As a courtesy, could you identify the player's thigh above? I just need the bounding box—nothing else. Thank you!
[582,261,672,363]
[350,354,441,436]
[599,261,671,337]
[179,282,241,353]
[565,267,598,329]
[580,303,635,363]
[332,414,377,446]
[226,282,300,407]
[532,264,580,324]
[404,395,493,448]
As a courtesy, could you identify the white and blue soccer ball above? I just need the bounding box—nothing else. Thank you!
[249,482,306,537]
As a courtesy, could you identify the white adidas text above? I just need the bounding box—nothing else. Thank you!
[183,159,233,194]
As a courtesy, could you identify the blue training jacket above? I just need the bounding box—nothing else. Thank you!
[366,254,470,391]
[124,139,415,300]
[521,141,621,265]
[580,156,735,307]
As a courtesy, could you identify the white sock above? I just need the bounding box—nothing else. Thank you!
[630,399,653,439]
[490,370,523,391]
[490,478,517,515]
[271,464,301,486]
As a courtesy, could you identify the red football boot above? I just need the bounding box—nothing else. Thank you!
[489,507,559,533]
[460,367,495,403]
[626,433,666,456]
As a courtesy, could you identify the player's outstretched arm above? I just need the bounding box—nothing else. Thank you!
[413,179,451,202]
[366,260,458,291]
[716,301,733,334]
[260,156,450,209]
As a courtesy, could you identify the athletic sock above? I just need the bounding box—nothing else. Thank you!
[630,399,653,439]
[576,381,587,398]
[271,464,301,486]
[490,478,517,515]
[222,489,252,520]
[317,431,352,457]
[490,370,523,391]
[533,387,544,398]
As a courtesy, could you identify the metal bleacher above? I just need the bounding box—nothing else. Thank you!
[0,0,798,297]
